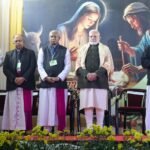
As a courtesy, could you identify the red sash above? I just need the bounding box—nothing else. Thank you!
[56,88,66,131]
[23,89,32,130]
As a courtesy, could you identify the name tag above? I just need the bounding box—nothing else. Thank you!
[17,61,21,72]
[49,60,57,66]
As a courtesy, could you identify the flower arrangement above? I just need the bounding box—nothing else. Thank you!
[0,125,150,149]
[120,129,150,150]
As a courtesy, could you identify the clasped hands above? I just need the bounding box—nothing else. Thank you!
[87,73,97,81]
[45,76,60,83]
[15,77,25,85]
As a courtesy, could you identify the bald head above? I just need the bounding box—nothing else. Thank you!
[13,34,23,39]
[49,30,60,45]
[89,30,100,45]
[13,34,24,49]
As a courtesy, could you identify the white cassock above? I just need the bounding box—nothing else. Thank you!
[37,48,71,126]
[2,88,26,130]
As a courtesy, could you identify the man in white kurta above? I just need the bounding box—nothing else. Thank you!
[76,30,114,128]
[37,30,71,131]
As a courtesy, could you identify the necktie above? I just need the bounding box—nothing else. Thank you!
[51,46,55,56]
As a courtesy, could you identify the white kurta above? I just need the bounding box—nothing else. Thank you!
[37,47,71,126]
[2,88,26,130]
[80,89,108,110]
[146,86,150,130]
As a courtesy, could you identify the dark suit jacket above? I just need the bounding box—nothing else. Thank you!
[3,47,37,91]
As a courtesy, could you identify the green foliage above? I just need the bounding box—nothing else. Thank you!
[0,125,150,149]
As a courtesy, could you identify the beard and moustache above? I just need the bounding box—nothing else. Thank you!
[89,38,100,45]
[89,41,99,45]
[137,28,143,37]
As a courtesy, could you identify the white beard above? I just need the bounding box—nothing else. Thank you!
[137,28,143,37]
[89,41,99,45]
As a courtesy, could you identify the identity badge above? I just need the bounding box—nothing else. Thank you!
[17,60,21,71]
[49,59,57,66]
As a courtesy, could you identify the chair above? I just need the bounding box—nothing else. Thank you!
[0,90,6,116]
[32,90,39,116]
[67,79,78,134]
[66,89,77,134]
[115,88,146,135]
[77,89,113,132]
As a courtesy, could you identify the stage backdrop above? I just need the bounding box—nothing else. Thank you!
[23,0,150,89]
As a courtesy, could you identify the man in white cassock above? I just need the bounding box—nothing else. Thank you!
[37,30,71,131]
[76,30,114,128]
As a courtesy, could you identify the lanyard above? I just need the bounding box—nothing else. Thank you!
[50,45,57,60]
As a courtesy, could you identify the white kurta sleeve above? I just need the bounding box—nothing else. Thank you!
[37,48,48,80]
[58,49,71,81]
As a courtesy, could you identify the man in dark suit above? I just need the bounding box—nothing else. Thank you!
[2,34,36,130]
